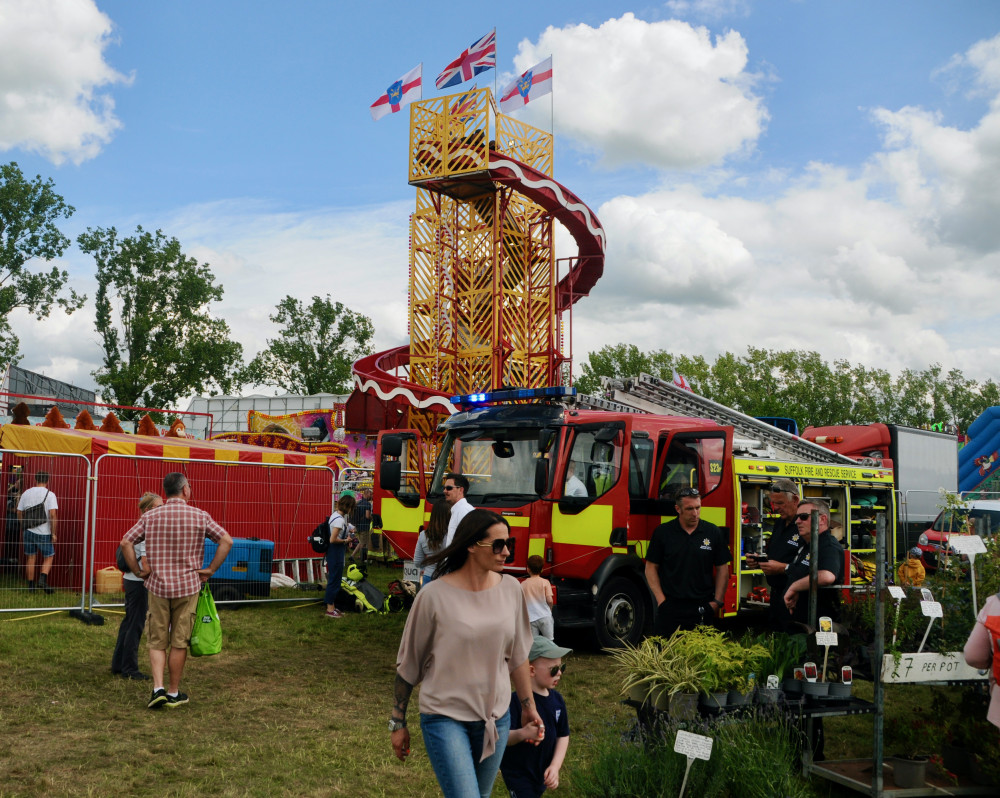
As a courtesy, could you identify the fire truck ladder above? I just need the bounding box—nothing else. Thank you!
[587,373,856,465]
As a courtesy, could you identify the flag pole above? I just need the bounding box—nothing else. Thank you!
[550,54,555,172]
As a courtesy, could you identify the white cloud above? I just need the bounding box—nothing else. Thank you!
[0,0,128,164]
[506,13,767,169]
[567,29,1000,381]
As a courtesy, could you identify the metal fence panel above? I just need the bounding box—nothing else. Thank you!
[1,450,92,613]
[89,454,335,608]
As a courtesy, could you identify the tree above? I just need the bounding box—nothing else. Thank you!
[575,342,999,432]
[77,226,243,415]
[0,162,85,365]
[243,295,375,395]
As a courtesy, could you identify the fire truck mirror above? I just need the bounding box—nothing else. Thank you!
[609,528,627,548]
[534,458,550,496]
[492,440,515,459]
[380,460,402,492]
[594,426,618,443]
[538,428,557,453]
[381,435,403,458]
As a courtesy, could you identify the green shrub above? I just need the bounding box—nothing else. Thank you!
[571,710,816,798]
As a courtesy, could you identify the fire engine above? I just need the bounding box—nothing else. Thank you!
[376,378,897,646]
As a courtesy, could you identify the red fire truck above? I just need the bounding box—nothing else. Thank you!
[375,377,896,646]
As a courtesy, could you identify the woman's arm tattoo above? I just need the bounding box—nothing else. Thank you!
[393,674,413,717]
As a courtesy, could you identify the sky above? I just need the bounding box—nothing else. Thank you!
[4,0,1000,400]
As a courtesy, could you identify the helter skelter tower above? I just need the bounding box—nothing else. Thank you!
[347,87,605,460]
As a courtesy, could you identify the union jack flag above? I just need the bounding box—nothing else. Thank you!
[435,30,496,90]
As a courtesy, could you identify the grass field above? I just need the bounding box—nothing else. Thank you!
[0,564,943,797]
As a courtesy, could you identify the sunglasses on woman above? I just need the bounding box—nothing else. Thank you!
[475,537,513,554]
[547,663,567,677]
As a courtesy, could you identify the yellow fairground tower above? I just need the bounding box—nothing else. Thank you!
[347,87,605,468]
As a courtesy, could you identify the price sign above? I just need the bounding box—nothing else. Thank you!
[920,600,943,618]
[949,535,987,556]
[816,631,838,647]
[674,730,713,761]
[888,586,906,601]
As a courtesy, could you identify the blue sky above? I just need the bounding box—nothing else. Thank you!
[5,0,1000,395]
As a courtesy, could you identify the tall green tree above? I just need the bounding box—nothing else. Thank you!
[77,226,243,415]
[243,295,375,395]
[576,343,999,432]
[0,162,85,365]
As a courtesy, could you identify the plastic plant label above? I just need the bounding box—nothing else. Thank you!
[920,600,943,618]
[766,674,780,689]
[819,616,833,633]
[920,588,934,602]
[674,730,713,761]
[793,667,805,680]
[841,666,853,685]
[804,662,818,682]
[949,535,987,556]
[816,631,838,647]
[887,586,906,601]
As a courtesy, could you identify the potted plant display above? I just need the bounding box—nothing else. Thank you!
[887,709,942,789]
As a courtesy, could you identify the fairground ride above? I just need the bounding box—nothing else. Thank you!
[345,87,605,469]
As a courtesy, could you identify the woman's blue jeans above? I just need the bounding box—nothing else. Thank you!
[420,710,510,798]
[324,549,344,605]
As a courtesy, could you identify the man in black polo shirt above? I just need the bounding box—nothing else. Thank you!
[754,479,801,632]
[644,487,732,637]
[783,498,844,628]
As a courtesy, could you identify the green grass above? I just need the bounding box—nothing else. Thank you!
[0,566,954,797]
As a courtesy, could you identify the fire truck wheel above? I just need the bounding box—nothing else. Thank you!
[595,576,647,649]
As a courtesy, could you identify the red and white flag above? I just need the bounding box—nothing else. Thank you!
[436,30,496,89]
[672,369,693,392]
[370,64,422,121]
[499,56,552,114]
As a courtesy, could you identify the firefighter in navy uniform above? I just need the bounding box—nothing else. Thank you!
[644,487,732,637]
[752,479,802,632]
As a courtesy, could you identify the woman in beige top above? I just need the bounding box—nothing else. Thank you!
[390,509,542,798]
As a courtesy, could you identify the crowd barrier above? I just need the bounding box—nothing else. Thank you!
[1,449,336,615]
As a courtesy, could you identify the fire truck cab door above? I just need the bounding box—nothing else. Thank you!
[376,430,427,538]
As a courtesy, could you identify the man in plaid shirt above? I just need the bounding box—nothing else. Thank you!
[121,472,233,709]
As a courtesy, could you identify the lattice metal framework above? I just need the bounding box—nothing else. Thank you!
[407,88,561,430]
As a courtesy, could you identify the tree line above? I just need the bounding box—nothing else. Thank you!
[1,162,374,418]
[574,343,999,432]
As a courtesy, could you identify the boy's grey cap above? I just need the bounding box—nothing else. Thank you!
[770,478,798,494]
[529,635,572,661]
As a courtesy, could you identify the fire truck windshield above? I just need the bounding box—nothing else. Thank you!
[430,430,543,504]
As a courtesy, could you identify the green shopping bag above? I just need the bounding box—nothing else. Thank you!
[189,583,222,657]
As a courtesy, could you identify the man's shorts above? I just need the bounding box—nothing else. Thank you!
[146,592,199,650]
[23,530,54,558]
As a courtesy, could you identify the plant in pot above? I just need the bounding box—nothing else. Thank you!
[651,637,705,719]
[670,626,744,709]
[724,634,769,705]
[886,708,942,789]
[605,636,669,705]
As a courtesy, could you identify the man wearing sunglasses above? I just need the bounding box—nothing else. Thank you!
[783,498,844,628]
[442,473,473,548]
[750,479,802,632]
[644,487,731,637]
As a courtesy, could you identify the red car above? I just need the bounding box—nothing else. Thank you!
[916,500,1000,570]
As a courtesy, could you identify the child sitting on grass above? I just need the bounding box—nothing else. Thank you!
[500,635,571,798]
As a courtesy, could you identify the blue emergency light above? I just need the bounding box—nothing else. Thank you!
[449,386,577,405]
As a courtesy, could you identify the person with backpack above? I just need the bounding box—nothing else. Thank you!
[325,493,357,619]
[17,470,59,593]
